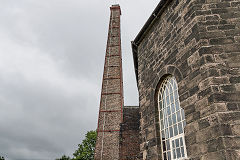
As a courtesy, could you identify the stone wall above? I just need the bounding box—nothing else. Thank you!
[132,0,240,159]
[120,106,141,160]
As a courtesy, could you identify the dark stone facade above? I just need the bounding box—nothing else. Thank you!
[120,106,141,160]
[132,0,240,159]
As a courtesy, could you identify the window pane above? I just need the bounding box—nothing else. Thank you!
[173,81,177,90]
[159,101,163,110]
[172,114,176,124]
[178,123,183,134]
[166,87,169,95]
[167,107,171,115]
[172,140,175,149]
[167,151,171,160]
[169,84,173,94]
[171,103,175,113]
[164,153,167,160]
[165,129,169,138]
[180,137,183,146]
[181,147,185,157]
[174,91,178,100]
[176,148,181,158]
[170,93,174,104]
[166,96,170,106]
[175,100,180,111]
[161,130,165,139]
[165,118,168,128]
[169,127,173,138]
[163,99,166,109]
[168,116,172,126]
[177,111,181,122]
[174,124,178,136]
[163,141,166,151]
[166,140,170,150]
[173,149,176,159]
[176,139,180,148]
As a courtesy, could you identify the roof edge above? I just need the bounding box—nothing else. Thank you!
[131,0,171,84]
[133,0,170,45]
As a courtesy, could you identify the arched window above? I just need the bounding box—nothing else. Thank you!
[158,76,187,160]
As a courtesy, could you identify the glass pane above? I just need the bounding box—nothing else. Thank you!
[178,123,183,134]
[165,118,168,127]
[177,111,181,122]
[174,91,178,100]
[163,141,166,151]
[164,153,167,160]
[174,124,178,136]
[159,101,163,110]
[175,100,180,111]
[161,130,165,139]
[176,139,180,148]
[170,78,174,85]
[181,147,185,157]
[164,108,167,118]
[169,127,173,138]
[172,140,175,149]
[165,129,169,138]
[166,96,170,106]
[171,103,175,113]
[163,99,166,109]
[180,137,183,146]
[166,140,170,150]
[169,84,173,94]
[170,93,174,104]
[167,151,171,160]
[176,148,181,158]
[168,116,172,126]
[167,107,171,115]
[166,87,169,95]
[172,114,176,124]
[173,81,177,90]
[173,149,176,159]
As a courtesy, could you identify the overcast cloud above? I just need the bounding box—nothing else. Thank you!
[0,0,159,159]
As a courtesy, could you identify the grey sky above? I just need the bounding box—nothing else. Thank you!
[0,0,159,159]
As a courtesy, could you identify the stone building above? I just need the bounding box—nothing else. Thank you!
[132,0,240,159]
[95,0,240,160]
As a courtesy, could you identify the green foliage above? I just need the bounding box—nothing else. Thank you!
[0,156,5,160]
[72,130,97,160]
[55,155,71,160]
[56,130,97,160]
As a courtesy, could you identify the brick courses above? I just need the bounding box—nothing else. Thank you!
[95,5,123,160]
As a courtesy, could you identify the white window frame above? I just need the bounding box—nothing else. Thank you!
[158,76,188,160]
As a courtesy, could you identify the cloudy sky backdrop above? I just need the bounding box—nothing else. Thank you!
[0,0,159,159]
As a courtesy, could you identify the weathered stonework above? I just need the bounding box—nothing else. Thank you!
[95,5,123,160]
[120,106,141,160]
[132,0,240,159]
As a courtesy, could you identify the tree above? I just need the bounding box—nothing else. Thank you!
[55,155,71,160]
[72,130,97,160]
[0,156,5,160]
[55,130,97,160]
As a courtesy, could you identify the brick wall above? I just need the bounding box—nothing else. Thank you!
[120,106,141,160]
[132,0,240,159]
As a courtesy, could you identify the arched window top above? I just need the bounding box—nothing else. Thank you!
[158,76,187,160]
